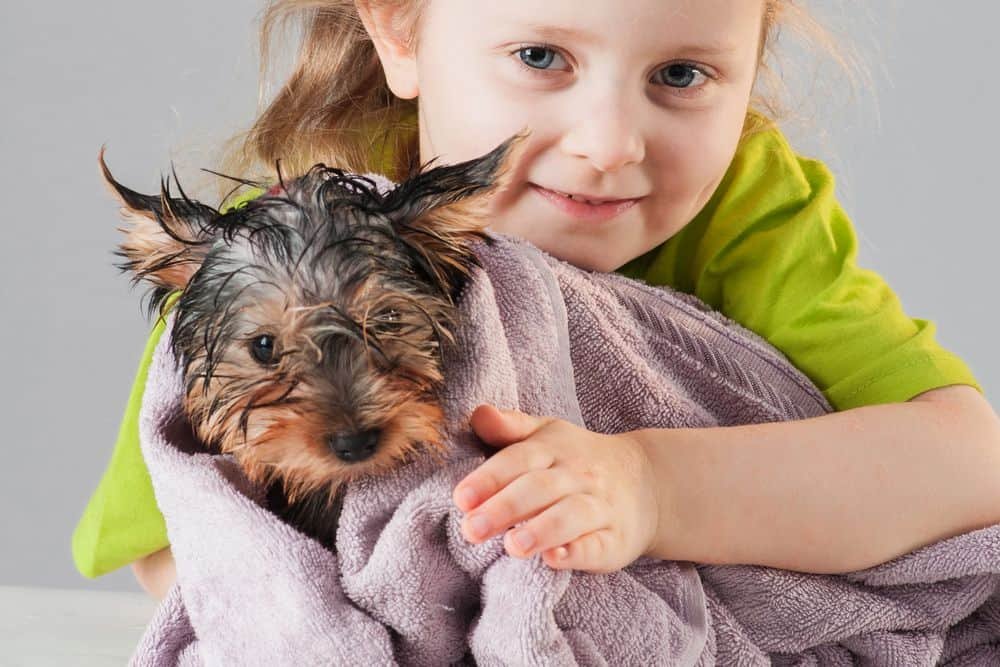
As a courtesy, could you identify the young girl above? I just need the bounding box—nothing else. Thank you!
[74,0,1000,599]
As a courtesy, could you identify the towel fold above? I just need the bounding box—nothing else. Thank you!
[131,230,1000,666]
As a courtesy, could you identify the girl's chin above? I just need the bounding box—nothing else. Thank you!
[538,241,623,272]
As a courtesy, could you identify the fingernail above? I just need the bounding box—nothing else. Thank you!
[512,529,535,551]
[467,514,490,539]
[555,546,568,560]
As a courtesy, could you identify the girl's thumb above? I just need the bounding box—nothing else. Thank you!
[469,404,544,447]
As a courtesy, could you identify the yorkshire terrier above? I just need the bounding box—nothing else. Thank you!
[100,133,525,550]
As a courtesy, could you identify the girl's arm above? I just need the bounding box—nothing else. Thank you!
[132,546,176,600]
[638,384,1000,574]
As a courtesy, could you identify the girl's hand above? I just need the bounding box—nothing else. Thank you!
[453,404,661,573]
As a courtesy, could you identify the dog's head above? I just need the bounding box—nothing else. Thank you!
[100,132,526,500]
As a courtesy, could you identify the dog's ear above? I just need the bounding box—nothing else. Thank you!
[99,147,219,294]
[381,130,528,302]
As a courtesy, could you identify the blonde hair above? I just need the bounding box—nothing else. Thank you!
[210,0,864,201]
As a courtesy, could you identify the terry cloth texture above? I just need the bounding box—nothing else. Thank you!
[130,229,1000,665]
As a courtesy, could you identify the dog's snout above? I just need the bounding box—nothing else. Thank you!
[328,429,380,462]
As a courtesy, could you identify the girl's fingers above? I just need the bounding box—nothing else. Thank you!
[460,466,580,544]
[541,528,616,573]
[454,432,557,512]
[503,493,609,560]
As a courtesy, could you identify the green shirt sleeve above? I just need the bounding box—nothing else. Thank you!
[72,300,174,578]
[617,121,983,411]
[72,188,265,578]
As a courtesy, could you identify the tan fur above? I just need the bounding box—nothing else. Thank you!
[115,208,201,290]
[98,145,210,291]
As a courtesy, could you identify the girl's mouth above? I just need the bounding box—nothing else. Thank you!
[530,183,641,223]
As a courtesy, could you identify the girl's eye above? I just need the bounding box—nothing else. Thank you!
[250,334,279,365]
[514,45,568,72]
[653,63,710,89]
[512,45,712,95]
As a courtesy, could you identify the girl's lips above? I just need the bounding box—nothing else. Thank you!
[530,183,640,223]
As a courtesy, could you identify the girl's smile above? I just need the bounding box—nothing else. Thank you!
[529,183,644,225]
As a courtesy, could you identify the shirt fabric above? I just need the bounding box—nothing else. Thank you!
[72,120,982,579]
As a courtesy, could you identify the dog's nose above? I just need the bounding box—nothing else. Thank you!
[328,429,380,462]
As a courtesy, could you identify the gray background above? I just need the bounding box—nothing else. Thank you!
[2,1,996,593]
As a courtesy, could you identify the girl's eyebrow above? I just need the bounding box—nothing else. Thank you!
[514,23,738,58]
[518,24,602,46]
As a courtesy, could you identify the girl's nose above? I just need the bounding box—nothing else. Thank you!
[558,95,646,172]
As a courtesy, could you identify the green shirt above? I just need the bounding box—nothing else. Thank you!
[72,123,982,579]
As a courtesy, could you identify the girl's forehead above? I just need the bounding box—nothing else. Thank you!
[435,0,765,57]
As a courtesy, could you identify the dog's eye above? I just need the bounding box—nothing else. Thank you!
[380,309,403,331]
[250,334,279,365]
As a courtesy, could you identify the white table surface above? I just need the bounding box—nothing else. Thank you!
[0,585,158,666]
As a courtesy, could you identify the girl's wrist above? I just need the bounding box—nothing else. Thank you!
[631,427,698,563]
[131,545,177,600]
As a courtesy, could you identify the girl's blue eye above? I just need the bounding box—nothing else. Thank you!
[516,45,564,70]
[654,63,705,89]
[513,45,710,92]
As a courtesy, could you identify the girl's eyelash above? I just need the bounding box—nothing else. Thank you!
[510,44,714,94]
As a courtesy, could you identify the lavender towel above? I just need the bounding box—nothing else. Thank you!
[130,232,1000,666]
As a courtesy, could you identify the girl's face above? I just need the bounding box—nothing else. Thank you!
[363,0,765,272]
